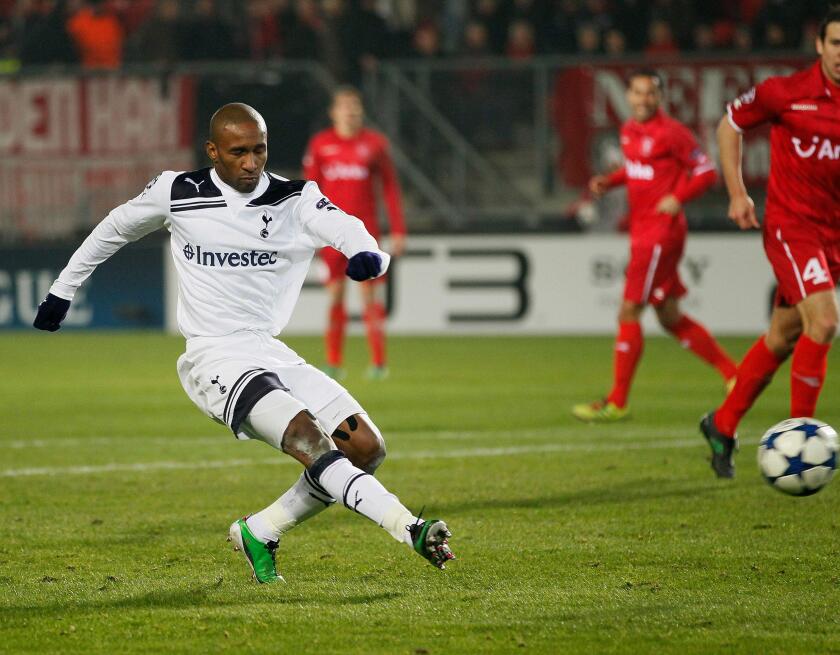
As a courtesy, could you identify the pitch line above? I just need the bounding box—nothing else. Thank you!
[0,425,699,449]
[0,438,758,478]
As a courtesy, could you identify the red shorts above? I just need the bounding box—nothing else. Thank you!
[623,238,687,306]
[764,224,840,306]
[320,247,386,284]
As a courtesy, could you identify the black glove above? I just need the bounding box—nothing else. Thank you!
[33,293,71,332]
[346,252,382,281]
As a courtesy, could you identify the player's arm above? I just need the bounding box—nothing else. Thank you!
[297,181,391,281]
[717,80,782,230]
[658,126,718,215]
[33,173,171,331]
[376,139,407,256]
[717,117,758,229]
[589,167,626,197]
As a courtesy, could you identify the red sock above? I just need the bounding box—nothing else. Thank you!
[606,321,643,409]
[714,337,784,436]
[325,303,346,367]
[790,335,831,418]
[667,315,737,380]
[364,302,386,367]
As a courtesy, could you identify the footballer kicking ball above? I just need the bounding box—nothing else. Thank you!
[757,418,838,496]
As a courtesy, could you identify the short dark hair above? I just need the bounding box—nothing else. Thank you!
[332,85,363,103]
[628,69,663,89]
[819,7,840,40]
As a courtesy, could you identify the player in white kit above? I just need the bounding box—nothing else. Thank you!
[33,103,454,583]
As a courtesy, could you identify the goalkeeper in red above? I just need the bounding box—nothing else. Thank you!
[303,86,406,379]
[701,9,840,478]
[573,70,736,422]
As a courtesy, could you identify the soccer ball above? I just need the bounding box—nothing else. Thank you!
[757,418,838,496]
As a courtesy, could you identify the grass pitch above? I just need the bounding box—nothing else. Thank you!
[1,333,839,654]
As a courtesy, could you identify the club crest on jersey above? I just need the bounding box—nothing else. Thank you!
[260,213,272,238]
[210,375,227,394]
[791,136,840,160]
[641,137,655,156]
[316,197,338,211]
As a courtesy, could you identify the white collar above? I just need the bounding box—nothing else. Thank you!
[210,168,269,200]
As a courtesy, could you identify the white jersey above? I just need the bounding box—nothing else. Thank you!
[50,167,390,339]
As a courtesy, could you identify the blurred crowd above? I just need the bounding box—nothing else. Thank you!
[0,0,831,79]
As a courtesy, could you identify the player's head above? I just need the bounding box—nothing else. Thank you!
[817,7,840,85]
[626,70,663,123]
[329,85,364,136]
[206,103,267,193]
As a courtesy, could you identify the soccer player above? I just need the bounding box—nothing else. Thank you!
[303,86,406,379]
[32,103,454,582]
[700,9,840,478]
[572,71,736,422]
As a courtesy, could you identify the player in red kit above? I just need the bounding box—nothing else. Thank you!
[573,71,736,422]
[700,9,840,478]
[303,86,406,379]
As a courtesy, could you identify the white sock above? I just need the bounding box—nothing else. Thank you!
[311,452,417,545]
[246,471,334,543]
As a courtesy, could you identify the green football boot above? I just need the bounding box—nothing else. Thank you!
[407,518,455,570]
[699,411,738,479]
[228,517,284,584]
[571,399,630,423]
[366,365,390,380]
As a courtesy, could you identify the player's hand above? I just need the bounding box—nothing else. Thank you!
[346,252,383,281]
[728,194,759,230]
[390,233,406,257]
[33,293,71,332]
[588,175,610,198]
[655,194,682,216]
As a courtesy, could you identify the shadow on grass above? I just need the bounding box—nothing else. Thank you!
[432,477,730,514]
[2,584,403,620]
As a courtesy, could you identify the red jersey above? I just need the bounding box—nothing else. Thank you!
[607,109,716,243]
[302,127,406,238]
[727,61,840,236]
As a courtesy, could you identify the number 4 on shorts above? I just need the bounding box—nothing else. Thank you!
[802,257,829,285]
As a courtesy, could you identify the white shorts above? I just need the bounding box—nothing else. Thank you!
[176,331,363,442]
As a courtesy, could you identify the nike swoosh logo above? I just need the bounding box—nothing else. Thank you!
[792,373,821,388]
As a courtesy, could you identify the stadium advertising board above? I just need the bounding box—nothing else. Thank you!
[554,58,808,187]
[164,234,783,336]
[0,75,195,240]
[0,243,164,329]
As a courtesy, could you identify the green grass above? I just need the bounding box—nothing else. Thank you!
[1,333,839,654]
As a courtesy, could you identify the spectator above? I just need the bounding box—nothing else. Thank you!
[692,23,715,51]
[412,22,443,58]
[644,18,679,56]
[182,0,238,61]
[283,0,322,60]
[603,28,626,56]
[19,0,76,66]
[128,0,184,65]
[763,21,787,48]
[576,22,600,54]
[506,19,536,59]
[244,0,282,60]
[472,0,507,53]
[461,19,491,55]
[732,24,752,51]
[66,0,124,69]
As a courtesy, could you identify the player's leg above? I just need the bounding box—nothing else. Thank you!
[246,403,453,570]
[655,297,737,384]
[360,279,388,378]
[572,298,643,422]
[790,289,838,417]
[701,305,800,478]
[323,248,348,378]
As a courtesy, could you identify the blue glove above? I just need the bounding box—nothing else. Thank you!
[346,252,382,281]
[33,293,71,332]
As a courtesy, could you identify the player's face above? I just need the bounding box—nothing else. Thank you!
[330,93,364,134]
[207,121,267,193]
[817,22,840,85]
[626,76,662,122]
